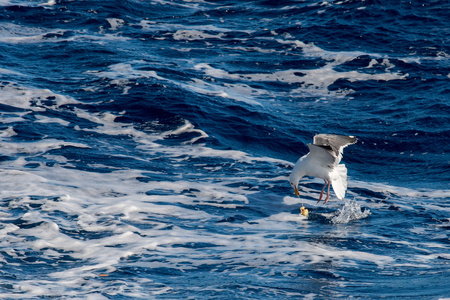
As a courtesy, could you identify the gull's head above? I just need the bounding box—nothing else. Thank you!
[290,156,308,197]
[289,169,304,197]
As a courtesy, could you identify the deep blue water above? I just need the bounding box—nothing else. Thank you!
[0,0,449,299]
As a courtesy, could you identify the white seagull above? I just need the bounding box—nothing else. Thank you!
[289,134,357,204]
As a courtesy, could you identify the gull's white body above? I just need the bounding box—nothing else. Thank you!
[290,134,357,203]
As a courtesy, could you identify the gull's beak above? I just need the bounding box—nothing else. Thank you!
[294,186,300,197]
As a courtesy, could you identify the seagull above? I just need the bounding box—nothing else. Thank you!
[289,134,357,204]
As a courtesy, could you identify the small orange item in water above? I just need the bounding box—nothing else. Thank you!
[300,206,309,217]
[99,274,109,277]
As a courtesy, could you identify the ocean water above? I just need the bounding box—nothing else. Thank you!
[0,0,449,299]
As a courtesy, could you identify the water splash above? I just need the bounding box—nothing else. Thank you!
[330,199,371,224]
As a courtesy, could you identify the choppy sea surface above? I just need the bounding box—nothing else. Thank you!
[0,0,449,299]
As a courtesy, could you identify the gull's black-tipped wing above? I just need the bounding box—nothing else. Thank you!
[313,134,357,163]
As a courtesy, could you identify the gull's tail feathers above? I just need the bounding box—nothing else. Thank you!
[331,164,348,200]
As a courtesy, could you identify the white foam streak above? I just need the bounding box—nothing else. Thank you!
[106,18,125,31]
[86,62,164,81]
[351,180,450,200]
[85,63,165,94]
[0,83,80,110]
[88,48,403,104]
[0,139,90,156]
[76,102,289,167]
[194,54,406,98]
[164,120,210,144]
[184,78,264,105]
[0,126,17,137]
[184,39,408,100]
[0,0,13,6]
[173,29,225,41]
[162,144,289,165]
[0,67,24,75]
[0,22,130,45]
[35,115,71,126]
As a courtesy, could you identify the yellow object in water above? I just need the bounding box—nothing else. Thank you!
[300,206,309,217]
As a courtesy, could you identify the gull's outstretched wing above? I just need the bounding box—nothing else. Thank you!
[306,143,335,168]
[313,134,357,164]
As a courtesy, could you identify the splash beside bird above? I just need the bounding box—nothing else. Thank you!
[289,134,357,204]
